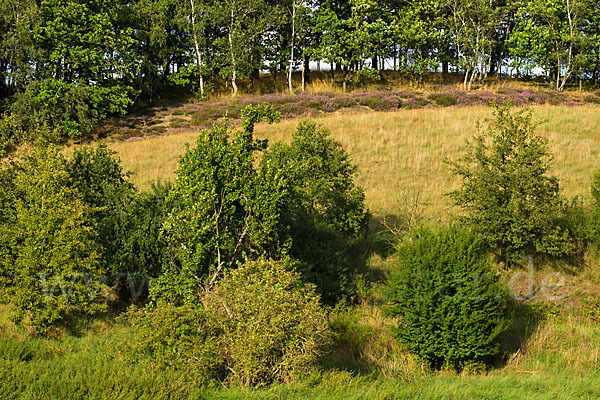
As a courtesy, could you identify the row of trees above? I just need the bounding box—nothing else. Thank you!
[2,0,600,136]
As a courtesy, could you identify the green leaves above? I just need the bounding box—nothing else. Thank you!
[449,105,578,264]
[386,226,509,369]
[2,146,105,333]
[154,105,284,305]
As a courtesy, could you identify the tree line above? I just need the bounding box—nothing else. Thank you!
[1,0,600,137]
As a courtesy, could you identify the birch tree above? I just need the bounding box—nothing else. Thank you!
[217,0,279,97]
[509,0,590,91]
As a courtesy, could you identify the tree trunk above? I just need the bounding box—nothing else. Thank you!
[189,0,204,97]
[288,0,296,94]
[302,55,310,91]
[442,61,449,75]
[229,8,238,97]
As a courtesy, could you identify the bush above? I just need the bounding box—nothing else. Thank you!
[386,227,509,370]
[429,93,458,107]
[123,303,224,382]
[4,146,105,333]
[10,79,133,137]
[67,145,170,300]
[204,259,331,386]
[66,145,135,274]
[127,259,330,387]
[261,120,370,303]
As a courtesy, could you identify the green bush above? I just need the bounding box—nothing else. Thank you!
[10,79,133,138]
[123,303,224,382]
[429,93,458,107]
[3,146,105,333]
[204,259,331,386]
[386,227,509,370]
[261,120,369,303]
[67,146,170,289]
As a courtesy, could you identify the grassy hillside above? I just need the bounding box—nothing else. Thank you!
[6,103,600,399]
[97,105,600,222]
[1,302,600,399]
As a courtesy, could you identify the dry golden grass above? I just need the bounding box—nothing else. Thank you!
[93,105,600,223]
[209,70,577,98]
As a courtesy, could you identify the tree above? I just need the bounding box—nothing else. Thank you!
[310,0,385,92]
[394,0,443,85]
[5,146,105,333]
[7,0,137,136]
[152,105,283,305]
[449,105,577,265]
[446,0,503,90]
[0,0,40,95]
[509,0,591,90]
[215,0,281,96]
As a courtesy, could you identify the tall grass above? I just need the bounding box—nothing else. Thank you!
[97,105,600,221]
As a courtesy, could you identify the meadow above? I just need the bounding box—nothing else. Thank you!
[102,105,600,221]
[5,103,600,399]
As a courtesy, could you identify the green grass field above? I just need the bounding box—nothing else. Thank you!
[8,104,600,399]
[2,303,600,399]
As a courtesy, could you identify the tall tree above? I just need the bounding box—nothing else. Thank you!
[216,0,280,97]
[509,0,591,90]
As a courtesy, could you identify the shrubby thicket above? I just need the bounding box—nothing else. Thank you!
[126,259,330,386]
[386,227,509,369]
[0,105,365,382]
[4,103,600,379]
[449,105,583,265]
[152,105,369,305]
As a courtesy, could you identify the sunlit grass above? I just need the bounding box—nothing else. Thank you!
[94,105,600,222]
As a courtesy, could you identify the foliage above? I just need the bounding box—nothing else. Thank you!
[152,104,283,305]
[3,146,105,333]
[449,105,578,265]
[123,303,224,381]
[261,120,369,303]
[204,259,331,386]
[66,145,170,293]
[386,226,509,369]
[11,80,133,137]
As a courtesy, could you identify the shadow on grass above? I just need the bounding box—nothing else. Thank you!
[494,298,545,368]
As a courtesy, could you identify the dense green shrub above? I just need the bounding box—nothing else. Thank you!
[204,259,331,386]
[124,303,224,382]
[127,259,330,387]
[429,93,458,107]
[261,120,369,303]
[110,183,172,280]
[11,79,133,137]
[449,106,578,265]
[153,104,283,305]
[0,161,17,301]
[386,227,509,370]
[4,147,105,333]
[66,146,172,302]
